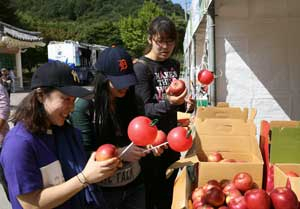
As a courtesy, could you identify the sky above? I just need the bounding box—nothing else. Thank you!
[171,0,191,11]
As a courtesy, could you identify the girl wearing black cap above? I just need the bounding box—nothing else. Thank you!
[70,47,147,209]
[0,61,120,209]
[133,16,195,209]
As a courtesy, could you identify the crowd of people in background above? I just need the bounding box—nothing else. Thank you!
[0,16,195,209]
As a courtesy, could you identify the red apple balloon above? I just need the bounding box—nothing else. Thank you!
[151,130,167,146]
[270,187,299,209]
[167,127,193,152]
[244,189,271,209]
[232,172,253,192]
[168,78,186,96]
[198,69,214,85]
[95,144,117,161]
[127,116,158,146]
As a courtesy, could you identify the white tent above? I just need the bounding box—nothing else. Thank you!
[184,0,300,136]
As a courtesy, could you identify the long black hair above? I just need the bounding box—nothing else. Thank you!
[93,72,138,145]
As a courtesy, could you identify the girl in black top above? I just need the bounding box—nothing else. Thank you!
[134,16,194,209]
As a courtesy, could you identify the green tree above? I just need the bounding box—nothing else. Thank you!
[119,1,164,56]
[0,0,18,25]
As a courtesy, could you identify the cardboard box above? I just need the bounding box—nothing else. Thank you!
[193,118,263,187]
[260,120,300,192]
[273,164,300,200]
[171,105,263,209]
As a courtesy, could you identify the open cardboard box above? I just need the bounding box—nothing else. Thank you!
[171,105,263,209]
[260,120,300,193]
[273,163,300,200]
[192,118,263,187]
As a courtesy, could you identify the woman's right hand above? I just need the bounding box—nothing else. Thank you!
[166,87,187,105]
[82,152,120,184]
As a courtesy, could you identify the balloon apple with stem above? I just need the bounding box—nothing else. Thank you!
[167,127,193,152]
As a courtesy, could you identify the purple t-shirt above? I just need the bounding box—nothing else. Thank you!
[0,122,70,209]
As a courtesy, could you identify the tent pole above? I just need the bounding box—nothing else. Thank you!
[207,1,216,106]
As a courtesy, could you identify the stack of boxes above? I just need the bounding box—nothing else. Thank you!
[171,104,264,209]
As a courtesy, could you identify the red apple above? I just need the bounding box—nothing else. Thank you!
[192,187,206,202]
[192,197,206,209]
[168,78,186,96]
[218,207,229,209]
[223,183,237,195]
[225,189,242,204]
[95,144,117,161]
[207,152,224,162]
[151,130,167,146]
[244,189,271,209]
[232,172,253,192]
[270,187,299,209]
[220,159,236,163]
[205,187,225,207]
[228,196,247,209]
[198,69,214,85]
[203,180,222,192]
[196,204,214,209]
[220,179,231,189]
[286,171,299,177]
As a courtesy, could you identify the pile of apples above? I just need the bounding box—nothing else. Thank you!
[191,172,299,209]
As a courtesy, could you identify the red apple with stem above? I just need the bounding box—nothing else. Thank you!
[207,152,224,162]
[270,187,299,209]
[168,78,186,96]
[167,127,193,152]
[232,172,253,192]
[244,189,271,209]
[198,69,214,85]
[127,116,158,146]
[95,144,117,161]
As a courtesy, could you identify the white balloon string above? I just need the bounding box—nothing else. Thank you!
[118,142,134,158]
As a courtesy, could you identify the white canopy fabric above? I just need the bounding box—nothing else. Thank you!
[183,0,213,53]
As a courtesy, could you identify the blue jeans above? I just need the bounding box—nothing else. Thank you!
[101,183,146,209]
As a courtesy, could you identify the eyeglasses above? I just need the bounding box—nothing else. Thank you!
[152,38,175,47]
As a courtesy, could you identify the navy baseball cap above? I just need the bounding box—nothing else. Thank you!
[31,61,93,99]
[94,46,137,89]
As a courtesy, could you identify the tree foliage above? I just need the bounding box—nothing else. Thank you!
[119,1,164,56]
[2,0,186,69]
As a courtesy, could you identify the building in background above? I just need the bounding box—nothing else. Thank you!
[0,21,45,90]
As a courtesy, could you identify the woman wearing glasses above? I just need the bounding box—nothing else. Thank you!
[133,16,194,209]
